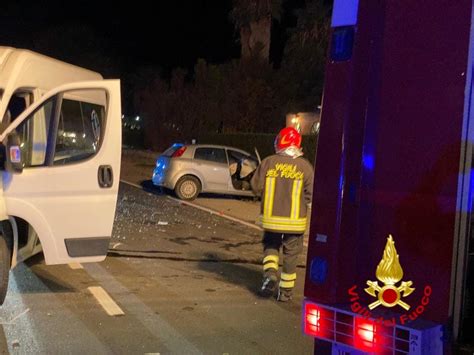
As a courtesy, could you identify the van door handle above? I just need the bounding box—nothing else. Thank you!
[98,165,113,188]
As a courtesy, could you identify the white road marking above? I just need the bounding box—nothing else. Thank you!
[84,263,202,354]
[7,308,30,324]
[120,179,143,190]
[88,286,125,316]
[120,180,142,189]
[120,179,312,247]
[120,179,264,231]
[2,264,110,353]
[68,263,83,269]
[2,272,41,353]
[166,195,264,230]
[167,195,309,246]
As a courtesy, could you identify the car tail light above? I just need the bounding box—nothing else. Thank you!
[172,146,187,158]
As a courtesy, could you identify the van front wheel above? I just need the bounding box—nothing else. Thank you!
[0,231,11,305]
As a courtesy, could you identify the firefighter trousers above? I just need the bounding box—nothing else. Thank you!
[262,232,304,290]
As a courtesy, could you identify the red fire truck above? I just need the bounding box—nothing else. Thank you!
[303,0,474,353]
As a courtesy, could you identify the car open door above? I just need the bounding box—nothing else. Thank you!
[254,147,261,164]
[0,80,121,265]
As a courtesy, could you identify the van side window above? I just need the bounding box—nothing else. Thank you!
[14,98,54,167]
[53,90,106,165]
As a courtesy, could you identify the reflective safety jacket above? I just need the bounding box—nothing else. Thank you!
[251,154,314,233]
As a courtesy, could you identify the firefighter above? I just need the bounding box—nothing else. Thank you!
[251,127,314,301]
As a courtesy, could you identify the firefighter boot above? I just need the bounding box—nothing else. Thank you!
[259,274,277,298]
[277,288,293,302]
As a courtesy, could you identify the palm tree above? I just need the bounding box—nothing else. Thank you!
[231,0,282,62]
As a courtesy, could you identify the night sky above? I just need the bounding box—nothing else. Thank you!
[0,0,303,77]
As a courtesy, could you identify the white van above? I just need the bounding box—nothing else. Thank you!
[0,47,121,303]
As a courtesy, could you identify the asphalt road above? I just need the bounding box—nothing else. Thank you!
[0,183,313,354]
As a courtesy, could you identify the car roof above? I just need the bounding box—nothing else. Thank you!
[185,144,253,155]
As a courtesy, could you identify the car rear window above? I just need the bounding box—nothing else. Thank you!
[162,144,184,157]
[194,147,227,164]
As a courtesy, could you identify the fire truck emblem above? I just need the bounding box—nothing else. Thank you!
[364,235,415,311]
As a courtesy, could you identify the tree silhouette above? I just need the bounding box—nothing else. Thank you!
[278,0,332,111]
[30,23,119,78]
[230,0,283,62]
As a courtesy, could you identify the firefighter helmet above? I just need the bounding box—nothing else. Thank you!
[275,127,302,152]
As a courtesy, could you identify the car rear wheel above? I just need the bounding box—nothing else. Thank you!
[175,176,201,201]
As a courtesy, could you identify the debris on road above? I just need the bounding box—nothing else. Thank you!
[111,242,123,249]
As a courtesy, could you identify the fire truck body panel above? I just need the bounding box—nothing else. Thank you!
[304,0,474,351]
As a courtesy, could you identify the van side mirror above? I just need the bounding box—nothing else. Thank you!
[5,132,23,173]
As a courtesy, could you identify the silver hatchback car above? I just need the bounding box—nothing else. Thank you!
[152,143,260,200]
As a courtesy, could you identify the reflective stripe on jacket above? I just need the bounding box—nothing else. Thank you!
[251,154,314,233]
